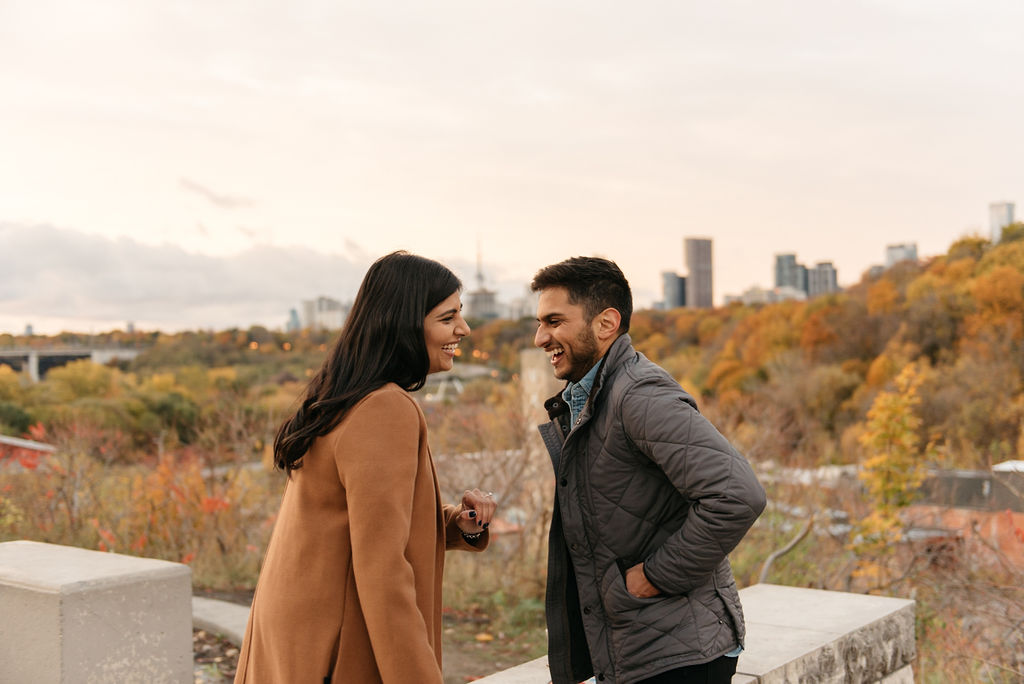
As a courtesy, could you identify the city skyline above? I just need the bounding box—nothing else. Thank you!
[0,226,991,336]
[2,2,1022,334]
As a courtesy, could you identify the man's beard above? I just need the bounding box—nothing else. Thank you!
[561,325,601,383]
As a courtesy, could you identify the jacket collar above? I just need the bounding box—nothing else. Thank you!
[542,333,634,421]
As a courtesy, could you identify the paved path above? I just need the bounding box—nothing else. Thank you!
[192,597,250,646]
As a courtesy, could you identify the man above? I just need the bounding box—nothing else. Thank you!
[531,256,766,684]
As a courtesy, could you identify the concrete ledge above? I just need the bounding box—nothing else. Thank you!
[191,596,251,646]
[0,540,192,684]
[738,584,914,683]
[475,583,915,683]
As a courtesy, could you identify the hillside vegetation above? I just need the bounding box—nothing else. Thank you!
[2,227,1024,681]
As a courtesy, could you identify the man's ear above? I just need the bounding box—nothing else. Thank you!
[593,307,622,342]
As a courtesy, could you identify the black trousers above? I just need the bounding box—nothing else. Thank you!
[633,655,738,684]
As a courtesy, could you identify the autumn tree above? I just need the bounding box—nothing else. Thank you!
[850,363,929,586]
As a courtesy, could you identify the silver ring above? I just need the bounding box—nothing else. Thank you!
[485,492,494,497]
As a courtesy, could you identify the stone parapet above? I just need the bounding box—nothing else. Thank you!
[0,540,192,684]
[475,583,915,684]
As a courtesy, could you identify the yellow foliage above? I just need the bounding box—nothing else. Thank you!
[696,316,723,346]
[977,239,1024,275]
[964,265,1024,340]
[905,273,942,305]
[706,341,750,394]
[941,257,975,283]
[866,279,899,315]
[735,305,800,368]
[864,342,918,388]
[672,311,701,341]
[636,332,671,362]
[851,363,929,564]
[677,378,703,402]
[45,360,119,402]
[142,373,179,394]
[207,367,239,390]
[0,365,22,401]
[969,265,1024,314]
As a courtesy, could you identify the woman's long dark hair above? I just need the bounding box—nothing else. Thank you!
[274,251,461,472]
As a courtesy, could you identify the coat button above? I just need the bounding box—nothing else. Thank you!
[583,606,591,615]
[560,478,568,486]
[598,674,606,681]
[570,543,578,551]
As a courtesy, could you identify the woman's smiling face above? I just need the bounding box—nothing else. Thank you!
[423,291,470,374]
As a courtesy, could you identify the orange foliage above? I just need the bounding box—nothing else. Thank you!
[964,265,1024,340]
[799,310,838,358]
[941,257,975,283]
[866,279,899,315]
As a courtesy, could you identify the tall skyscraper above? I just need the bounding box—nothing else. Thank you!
[990,202,1015,243]
[885,243,918,268]
[774,253,808,294]
[684,238,713,309]
[807,262,839,298]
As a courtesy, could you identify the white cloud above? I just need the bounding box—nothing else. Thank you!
[0,223,370,333]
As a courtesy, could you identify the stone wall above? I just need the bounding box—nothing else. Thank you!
[473,583,915,684]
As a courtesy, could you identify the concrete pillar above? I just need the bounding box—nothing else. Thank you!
[27,351,39,383]
[0,540,193,683]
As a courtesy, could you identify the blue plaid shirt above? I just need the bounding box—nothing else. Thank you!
[561,361,601,426]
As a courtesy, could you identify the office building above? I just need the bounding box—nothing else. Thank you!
[807,262,839,298]
[990,202,1015,243]
[774,253,808,294]
[302,296,349,330]
[885,243,918,268]
[659,271,686,309]
[684,238,713,309]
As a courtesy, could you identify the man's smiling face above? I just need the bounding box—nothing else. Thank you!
[534,286,602,383]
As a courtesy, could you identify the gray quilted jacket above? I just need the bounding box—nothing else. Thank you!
[538,334,766,684]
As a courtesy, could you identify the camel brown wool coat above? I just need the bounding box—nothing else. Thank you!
[234,384,486,684]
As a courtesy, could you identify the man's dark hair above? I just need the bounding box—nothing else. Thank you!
[530,256,632,332]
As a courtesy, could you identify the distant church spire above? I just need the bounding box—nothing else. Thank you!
[476,238,486,291]
[465,237,499,321]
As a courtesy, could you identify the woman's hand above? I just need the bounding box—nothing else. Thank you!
[456,488,497,535]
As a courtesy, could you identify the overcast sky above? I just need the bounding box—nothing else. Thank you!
[2,1,1022,334]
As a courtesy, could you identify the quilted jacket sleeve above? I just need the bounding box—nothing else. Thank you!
[620,378,766,596]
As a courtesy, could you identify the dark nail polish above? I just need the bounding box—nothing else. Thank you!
[483,522,490,530]
[468,510,476,518]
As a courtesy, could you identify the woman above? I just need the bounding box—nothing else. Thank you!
[235,251,497,683]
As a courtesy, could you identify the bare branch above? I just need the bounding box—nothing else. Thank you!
[759,514,815,584]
